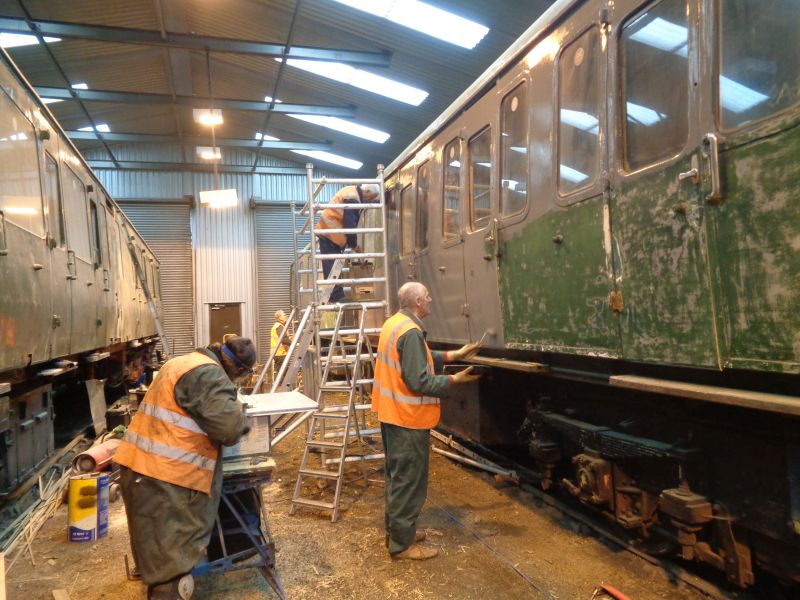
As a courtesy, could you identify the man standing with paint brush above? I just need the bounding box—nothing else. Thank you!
[372,281,481,560]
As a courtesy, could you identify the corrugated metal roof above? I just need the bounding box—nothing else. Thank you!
[0,0,553,176]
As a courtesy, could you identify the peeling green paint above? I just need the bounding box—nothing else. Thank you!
[710,121,800,373]
[498,195,619,354]
[613,157,720,367]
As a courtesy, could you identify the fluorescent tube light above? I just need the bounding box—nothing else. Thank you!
[560,109,599,134]
[626,102,665,126]
[77,123,110,133]
[629,17,688,57]
[560,165,588,184]
[330,0,488,49]
[71,82,89,90]
[288,114,390,143]
[720,76,769,113]
[255,132,281,141]
[279,58,428,106]
[264,96,283,103]
[0,33,60,48]
[42,98,63,105]
[199,189,238,208]
[291,150,362,170]
[2,206,38,215]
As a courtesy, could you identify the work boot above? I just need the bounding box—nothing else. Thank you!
[393,542,438,561]
[147,574,194,600]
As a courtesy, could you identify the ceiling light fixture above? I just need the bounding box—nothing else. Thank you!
[330,0,489,49]
[71,82,89,90]
[278,58,428,106]
[288,114,390,143]
[196,146,221,160]
[77,123,111,133]
[291,150,362,170]
[199,189,239,208]
[254,132,281,141]
[193,108,224,126]
[0,33,60,49]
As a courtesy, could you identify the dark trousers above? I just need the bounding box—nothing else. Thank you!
[317,235,345,302]
[381,422,430,554]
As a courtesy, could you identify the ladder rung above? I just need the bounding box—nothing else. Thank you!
[307,252,386,259]
[292,498,335,510]
[306,440,344,449]
[324,428,380,438]
[325,453,385,465]
[321,354,373,364]
[318,328,381,336]
[316,301,386,311]
[313,227,384,235]
[313,412,347,419]
[323,403,371,412]
[299,468,340,479]
[312,202,383,210]
[320,380,373,391]
[316,277,385,285]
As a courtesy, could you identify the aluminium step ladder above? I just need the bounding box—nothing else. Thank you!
[289,303,384,521]
[288,164,391,521]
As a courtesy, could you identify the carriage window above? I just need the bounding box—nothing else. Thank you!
[442,138,462,240]
[400,184,414,256]
[719,0,800,129]
[621,0,689,171]
[558,28,601,194]
[44,153,65,246]
[0,92,44,236]
[469,127,492,229]
[63,166,92,260]
[501,83,529,216]
[90,201,102,267]
[415,161,429,251]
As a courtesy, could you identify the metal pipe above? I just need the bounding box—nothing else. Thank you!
[431,446,519,482]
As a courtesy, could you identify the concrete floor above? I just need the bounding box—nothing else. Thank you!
[6,426,717,600]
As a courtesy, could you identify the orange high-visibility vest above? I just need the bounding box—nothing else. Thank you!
[271,321,288,357]
[315,185,361,247]
[371,312,441,429]
[114,352,221,495]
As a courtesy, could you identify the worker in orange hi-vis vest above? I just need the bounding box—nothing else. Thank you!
[115,336,256,600]
[372,281,481,561]
[315,183,380,302]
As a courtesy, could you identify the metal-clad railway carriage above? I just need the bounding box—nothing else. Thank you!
[0,49,161,496]
[382,0,800,588]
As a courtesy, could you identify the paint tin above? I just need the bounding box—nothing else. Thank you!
[68,472,109,542]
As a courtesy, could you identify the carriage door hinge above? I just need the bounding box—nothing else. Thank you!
[599,6,610,28]
[461,303,471,317]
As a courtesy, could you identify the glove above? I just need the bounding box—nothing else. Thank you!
[451,366,481,384]
[449,342,480,362]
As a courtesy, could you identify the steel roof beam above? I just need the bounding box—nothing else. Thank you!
[0,17,391,66]
[87,160,305,175]
[67,130,330,151]
[35,86,356,117]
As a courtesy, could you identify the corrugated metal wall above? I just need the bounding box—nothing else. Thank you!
[90,144,353,359]
[254,205,309,361]
[117,200,195,356]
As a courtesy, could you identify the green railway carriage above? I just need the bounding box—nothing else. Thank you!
[382,0,800,589]
[0,49,162,494]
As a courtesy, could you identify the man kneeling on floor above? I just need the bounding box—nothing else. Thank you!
[372,281,481,560]
[115,336,256,599]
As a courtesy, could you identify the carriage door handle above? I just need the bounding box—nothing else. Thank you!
[678,155,700,185]
[66,250,78,280]
[703,133,723,204]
